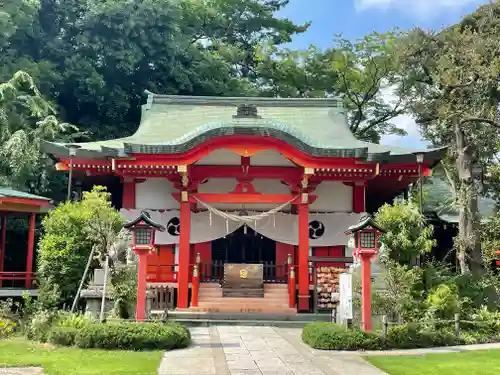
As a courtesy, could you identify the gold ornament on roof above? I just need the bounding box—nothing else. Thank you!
[234,104,260,118]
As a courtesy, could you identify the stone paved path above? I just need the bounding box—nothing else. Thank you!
[157,326,386,375]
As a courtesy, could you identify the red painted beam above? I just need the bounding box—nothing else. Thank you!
[0,198,50,207]
[172,192,316,204]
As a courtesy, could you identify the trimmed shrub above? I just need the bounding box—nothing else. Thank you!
[0,318,16,338]
[302,322,382,350]
[48,326,79,346]
[302,322,460,350]
[386,324,457,349]
[66,321,191,350]
[386,323,420,348]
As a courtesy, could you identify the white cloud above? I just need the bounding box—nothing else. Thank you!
[355,0,483,17]
[380,114,429,149]
[378,85,429,148]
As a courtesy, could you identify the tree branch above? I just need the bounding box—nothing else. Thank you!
[460,117,500,128]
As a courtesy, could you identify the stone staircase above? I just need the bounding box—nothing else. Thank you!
[189,283,295,314]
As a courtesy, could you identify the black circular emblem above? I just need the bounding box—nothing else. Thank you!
[309,220,325,239]
[167,217,181,236]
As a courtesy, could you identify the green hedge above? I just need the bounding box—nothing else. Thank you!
[302,322,383,350]
[302,322,459,350]
[48,321,191,350]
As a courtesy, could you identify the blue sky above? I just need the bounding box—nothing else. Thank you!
[278,0,489,149]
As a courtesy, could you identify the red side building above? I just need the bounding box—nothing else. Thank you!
[43,94,444,316]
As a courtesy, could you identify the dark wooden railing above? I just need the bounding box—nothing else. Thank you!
[149,285,175,314]
[0,272,36,288]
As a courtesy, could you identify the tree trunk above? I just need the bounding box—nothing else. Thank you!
[454,121,482,274]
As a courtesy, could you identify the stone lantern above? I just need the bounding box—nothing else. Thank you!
[345,215,385,332]
[123,211,165,320]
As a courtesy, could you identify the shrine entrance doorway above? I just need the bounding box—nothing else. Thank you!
[211,226,276,264]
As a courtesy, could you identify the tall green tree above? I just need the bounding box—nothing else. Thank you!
[0,71,77,198]
[398,2,500,274]
[37,186,123,307]
[0,0,306,140]
[181,0,309,78]
[256,32,411,142]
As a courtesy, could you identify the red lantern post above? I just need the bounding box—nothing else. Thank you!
[345,215,385,332]
[123,211,165,321]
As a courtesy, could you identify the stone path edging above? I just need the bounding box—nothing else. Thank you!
[353,341,500,357]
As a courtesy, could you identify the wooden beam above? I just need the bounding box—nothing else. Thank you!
[309,256,354,264]
[172,192,318,204]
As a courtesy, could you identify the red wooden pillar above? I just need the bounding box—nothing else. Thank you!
[122,178,136,209]
[353,182,365,213]
[26,213,35,288]
[177,200,191,309]
[360,252,374,332]
[298,202,310,311]
[135,249,149,321]
[0,216,6,288]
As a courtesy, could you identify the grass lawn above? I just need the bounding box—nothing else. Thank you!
[365,349,500,375]
[0,337,164,375]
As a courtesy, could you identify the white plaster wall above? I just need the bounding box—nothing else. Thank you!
[250,150,295,166]
[135,178,179,210]
[310,182,353,212]
[195,149,241,165]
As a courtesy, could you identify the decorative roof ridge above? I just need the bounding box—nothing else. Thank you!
[123,210,165,231]
[144,90,343,108]
[344,214,386,234]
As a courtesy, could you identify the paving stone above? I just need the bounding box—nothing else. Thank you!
[226,360,259,371]
[229,371,263,375]
[157,357,216,375]
[156,326,392,375]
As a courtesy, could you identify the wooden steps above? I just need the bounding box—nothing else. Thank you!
[187,283,294,314]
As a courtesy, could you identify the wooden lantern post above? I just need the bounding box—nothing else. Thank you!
[345,215,385,332]
[123,211,165,321]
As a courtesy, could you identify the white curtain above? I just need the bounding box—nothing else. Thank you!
[120,209,363,247]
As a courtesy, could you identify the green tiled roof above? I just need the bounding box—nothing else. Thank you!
[41,93,447,164]
[0,187,51,201]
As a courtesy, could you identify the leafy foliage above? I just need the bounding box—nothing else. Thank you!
[37,186,123,306]
[257,32,410,142]
[109,264,137,319]
[371,260,425,321]
[398,2,500,274]
[0,71,77,198]
[0,318,16,339]
[0,0,305,140]
[480,213,500,270]
[376,200,435,264]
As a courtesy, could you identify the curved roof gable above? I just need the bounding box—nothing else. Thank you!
[42,92,447,164]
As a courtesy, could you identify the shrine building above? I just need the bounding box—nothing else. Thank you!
[42,93,445,317]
